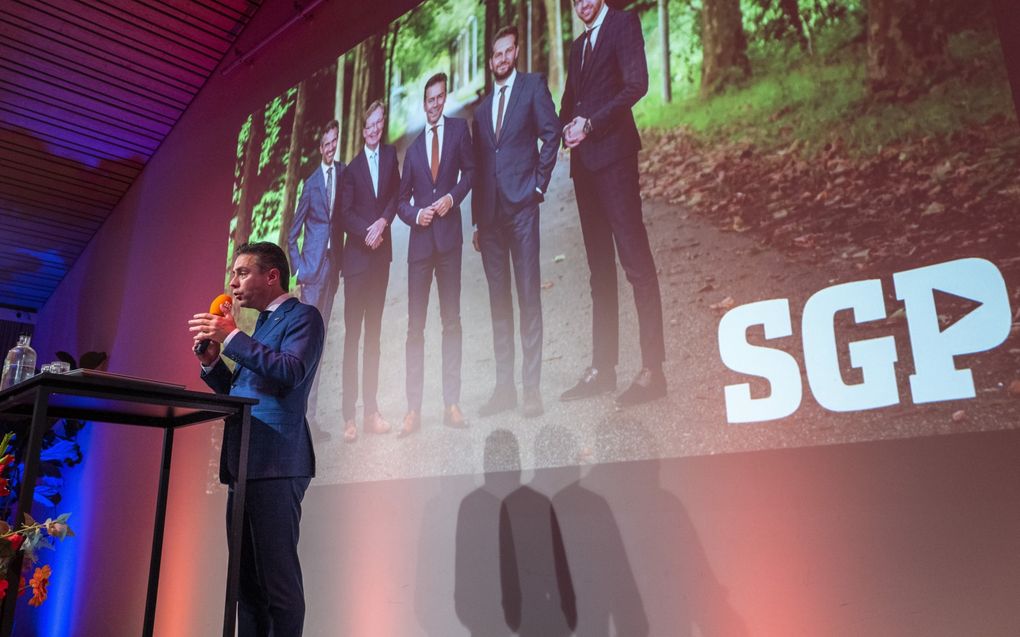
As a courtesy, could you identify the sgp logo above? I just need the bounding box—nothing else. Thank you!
[718,258,1012,423]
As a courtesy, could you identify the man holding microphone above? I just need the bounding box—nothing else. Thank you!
[190,241,323,637]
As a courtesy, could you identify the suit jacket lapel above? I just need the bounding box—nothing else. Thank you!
[580,11,614,91]
[229,298,296,383]
[356,150,375,200]
[380,145,395,194]
[498,76,526,143]
[416,131,432,185]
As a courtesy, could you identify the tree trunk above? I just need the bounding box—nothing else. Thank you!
[231,107,263,281]
[335,55,345,132]
[779,0,808,51]
[866,0,947,96]
[278,79,307,249]
[485,0,500,95]
[700,0,751,96]
[659,0,671,102]
[543,0,563,93]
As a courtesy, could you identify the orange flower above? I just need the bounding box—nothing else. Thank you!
[28,565,50,607]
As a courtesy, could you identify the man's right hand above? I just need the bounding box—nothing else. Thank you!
[472,229,480,252]
[418,207,435,227]
[193,333,220,366]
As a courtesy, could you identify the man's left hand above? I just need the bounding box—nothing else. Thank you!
[564,116,588,148]
[365,218,387,249]
[432,194,454,217]
[189,304,237,344]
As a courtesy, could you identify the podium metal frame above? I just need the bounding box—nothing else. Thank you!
[0,372,257,637]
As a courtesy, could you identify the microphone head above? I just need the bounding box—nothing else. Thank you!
[209,293,233,316]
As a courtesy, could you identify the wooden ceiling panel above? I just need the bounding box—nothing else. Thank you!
[0,0,262,312]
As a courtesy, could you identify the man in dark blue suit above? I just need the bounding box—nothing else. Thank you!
[472,25,560,419]
[190,241,323,637]
[287,119,343,441]
[338,100,399,442]
[396,72,474,436]
[559,0,667,406]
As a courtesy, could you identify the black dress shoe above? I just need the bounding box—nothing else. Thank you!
[521,387,544,418]
[560,367,616,402]
[479,387,517,417]
[616,368,667,406]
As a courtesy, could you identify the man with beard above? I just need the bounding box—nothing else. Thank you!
[472,25,560,418]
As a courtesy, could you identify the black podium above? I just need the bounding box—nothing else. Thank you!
[0,371,257,637]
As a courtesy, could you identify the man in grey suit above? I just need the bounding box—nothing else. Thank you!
[287,119,343,441]
[472,25,559,418]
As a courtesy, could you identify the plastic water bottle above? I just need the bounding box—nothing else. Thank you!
[0,334,37,391]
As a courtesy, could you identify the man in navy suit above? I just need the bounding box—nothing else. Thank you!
[559,0,667,406]
[338,100,399,442]
[472,25,559,419]
[191,241,323,637]
[396,72,474,436]
[287,119,343,441]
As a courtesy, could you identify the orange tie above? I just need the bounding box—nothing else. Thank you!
[430,125,439,181]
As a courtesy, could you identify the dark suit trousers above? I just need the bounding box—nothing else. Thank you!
[479,198,543,391]
[406,247,462,411]
[342,265,389,421]
[227,476,311,637]
[573,153,665,369]
[304,253,340,426]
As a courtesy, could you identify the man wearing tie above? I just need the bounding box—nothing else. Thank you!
[287,119,343,441]
[472,26,560,418]
[338,100,399,442]
[396,72,474,436]
[559,0,667,406]
[190,241,323,637]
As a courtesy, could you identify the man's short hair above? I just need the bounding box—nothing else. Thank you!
[363,100,387,125]
[423,73,448,101]
[237,241,290,292]
[492,25,518,51]
[320,119,340,143]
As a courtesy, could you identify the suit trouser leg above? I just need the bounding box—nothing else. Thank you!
[305,262,340,427]
[406,258,434,413]
[362,266,389,415]
[227,477,311,637]
[600,155,665,367]
[342,273,367,421]
[435,247,463,407]
[573,168,620,370]
[508,205,543,391]
[480,215,516,391]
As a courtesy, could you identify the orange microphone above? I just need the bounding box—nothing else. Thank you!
[194,293,234,354]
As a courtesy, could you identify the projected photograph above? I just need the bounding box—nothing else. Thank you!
[218,0,1020,485]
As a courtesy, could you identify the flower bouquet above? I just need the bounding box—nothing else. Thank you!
[0,432,74,607]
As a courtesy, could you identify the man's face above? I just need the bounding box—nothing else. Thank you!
[229,254,276,311]
[573,0,604,26]
[424,81,447,126]
[490,34,518,82]
[363,108,384,149]
[319,127,338,166]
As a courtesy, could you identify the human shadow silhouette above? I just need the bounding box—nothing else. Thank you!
[530,423,648,636]
[584,417,748,636]
[453,429,520,636]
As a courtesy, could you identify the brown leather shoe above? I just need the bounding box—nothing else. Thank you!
[397,411,420,438]
[343,419,358,443]
[364,411,392,434]
[443,404,468,429]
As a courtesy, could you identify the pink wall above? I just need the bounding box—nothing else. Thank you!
[27,0,1020,635]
